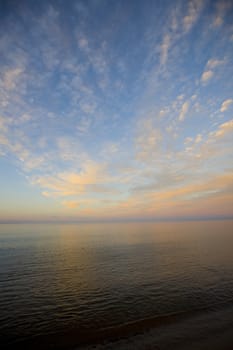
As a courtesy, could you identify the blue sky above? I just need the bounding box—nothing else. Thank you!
[0,0,233,221]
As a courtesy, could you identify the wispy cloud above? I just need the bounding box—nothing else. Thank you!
[178,101,189,121]
[159,0,205,66]
[213,0,233,27]
[211,119,233,138]
[62,200,79,209]
[33,161,109,196]
[2,67,24,90]
[220,99,233,112]
[201,56,226,84]
[135,118,163,162]
[206,58,225,69]
[160,34,171,66]
[182,0,204,33]
[201,70,214,83]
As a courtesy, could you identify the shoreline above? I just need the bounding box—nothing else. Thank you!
[2,302,233,349]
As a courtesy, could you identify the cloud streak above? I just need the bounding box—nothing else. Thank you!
[178,101,189,121]
[220,99,233,112]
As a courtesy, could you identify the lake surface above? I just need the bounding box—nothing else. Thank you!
[0,220,233,349]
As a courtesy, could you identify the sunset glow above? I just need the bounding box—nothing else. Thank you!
[0,0,232,222]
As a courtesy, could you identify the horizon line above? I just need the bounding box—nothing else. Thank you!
[0,216,232,224]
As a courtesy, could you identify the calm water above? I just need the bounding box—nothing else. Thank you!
[0,220,233,348]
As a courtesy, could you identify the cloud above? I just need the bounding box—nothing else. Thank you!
[107,171,233,220]
[2,67,24,90]
[201,57,225,84]
[159,0,204,66]
[33,161,115,199]
[160,34,171,65]
[213,0,233,27]
[201,70,214,83]
[211,119,233,138]
[194,133,202,143]
[135,118,163,161]
[206,58,225,69]
[184,136,193,145]
[187,119,233,162]
[150,173,233,203]
[76,116,92,134]
[56,137,84,162]
[135,119,233,198]
[62,200,79,209]
[178,101,189,121]
[220,99,233,112]
[0,115,10,132]
[183,0,204,33]
[213,15,223,27]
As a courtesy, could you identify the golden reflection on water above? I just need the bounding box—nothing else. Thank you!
[53,219,233,241]
[53,220,233,281]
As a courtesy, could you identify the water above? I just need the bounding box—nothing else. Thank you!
[0,220,233,348]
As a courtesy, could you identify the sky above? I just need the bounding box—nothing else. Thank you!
[0,0,233,222]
